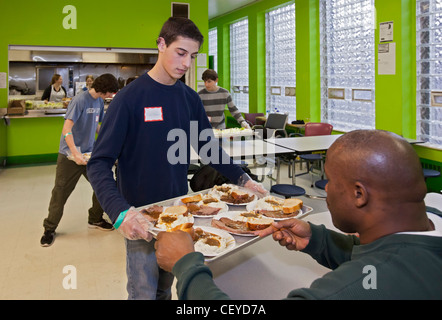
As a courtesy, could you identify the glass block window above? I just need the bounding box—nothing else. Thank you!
[208,28,218,72]
[230,18,249,113]
[417,0,442,147]
[320,0,376,132]
[266,3,296,122]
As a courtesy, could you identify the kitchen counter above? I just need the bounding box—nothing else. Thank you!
[4,109,67,119]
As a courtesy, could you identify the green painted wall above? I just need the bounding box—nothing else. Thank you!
[209,0,441,166]
[0,0,209,164]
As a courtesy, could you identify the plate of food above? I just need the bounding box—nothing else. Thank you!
[211,211,273,236]
[174,193,228,218]
[213,128,254,138]
[193,226,235,257]
[246,196,313,220]
[146,205,194,233]
[208,184,258,206]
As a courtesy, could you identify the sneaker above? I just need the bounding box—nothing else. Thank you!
[40,230,55,247]
[88,219,114,231]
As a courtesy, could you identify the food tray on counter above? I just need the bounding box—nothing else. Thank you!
[213,128,256,139]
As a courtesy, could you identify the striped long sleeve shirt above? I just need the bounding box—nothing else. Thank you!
[198,87,245,129]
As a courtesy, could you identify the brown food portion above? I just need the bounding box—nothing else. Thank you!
[194,228,222,247]
[213,185,232,193]
[220,193,255,204]
[161,215,178,224]
[211,217,271,234]
[257,209,300,219]
[140,205,163,221]
[185,203,221,216]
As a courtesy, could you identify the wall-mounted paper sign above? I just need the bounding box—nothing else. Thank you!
[0,72,6,89]
[431,91,442,106]
[328,88,345,100]
[270,86,281,95]
[378,42,396,75]
[380,21,394,42]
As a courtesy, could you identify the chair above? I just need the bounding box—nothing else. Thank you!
[244,113,265,127]
[314,179,328,190]
[270,184,306,199]
[255,114,301,192]
[252,113,288,139]
[423,168,441,181]
[297,123,333,187]
[252,113,292,184]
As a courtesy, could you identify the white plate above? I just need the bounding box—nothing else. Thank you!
[174,196,228,218]
[152,206,194,231]
[246,197,313,220]
[194,226,236,257]
[208,184,259,206]
[211,211,272,237]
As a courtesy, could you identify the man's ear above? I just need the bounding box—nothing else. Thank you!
[157,37,166,51]
[354,181,368,208]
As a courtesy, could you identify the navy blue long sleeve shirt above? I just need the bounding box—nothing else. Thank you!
[87,73,244,222]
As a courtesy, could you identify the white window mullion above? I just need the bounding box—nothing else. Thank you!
[417,0,442,147]
[266,3,296,122]
[320,0,376,132]
[230,19,249,113]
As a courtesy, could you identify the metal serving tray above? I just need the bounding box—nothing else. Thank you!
[136,189,268,263]
[137,189,314,264]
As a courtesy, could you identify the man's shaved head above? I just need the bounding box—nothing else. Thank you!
[328,130,426,202]
[324,130,429,243]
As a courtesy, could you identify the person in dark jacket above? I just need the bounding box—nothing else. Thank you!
[87,17,267,300]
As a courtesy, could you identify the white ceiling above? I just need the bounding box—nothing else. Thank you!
[208,0,261,19]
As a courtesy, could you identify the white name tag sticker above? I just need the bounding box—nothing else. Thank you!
[144,107,163,122]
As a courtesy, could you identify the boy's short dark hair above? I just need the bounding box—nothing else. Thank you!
[202,69,218,81]
[158,17,204,48]
[92,73,119,93]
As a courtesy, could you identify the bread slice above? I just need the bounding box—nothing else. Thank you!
[164,205,188,215]
[282,198,303,214]
[230,190,250,200]
[170,222,194,236]
[181,194,203,204]
[247,220,272,231]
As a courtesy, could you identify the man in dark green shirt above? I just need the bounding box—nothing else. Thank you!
[155,130,442,300]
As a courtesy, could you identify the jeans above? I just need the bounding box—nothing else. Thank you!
[43,153,104,231]
[125,238,174,300]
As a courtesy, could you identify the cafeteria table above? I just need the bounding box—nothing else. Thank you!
[263,135,342,184]
[264,135,425,184]
[265,134,343,154]
[190,138,295,166]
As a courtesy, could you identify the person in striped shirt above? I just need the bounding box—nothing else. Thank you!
[198,69,250,129]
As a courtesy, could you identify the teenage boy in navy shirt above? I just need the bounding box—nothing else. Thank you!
[87,17,267,300]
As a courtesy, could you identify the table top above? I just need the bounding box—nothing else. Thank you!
[265,135,424,154]
[265,134,343,153]
[191,138,295,162]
